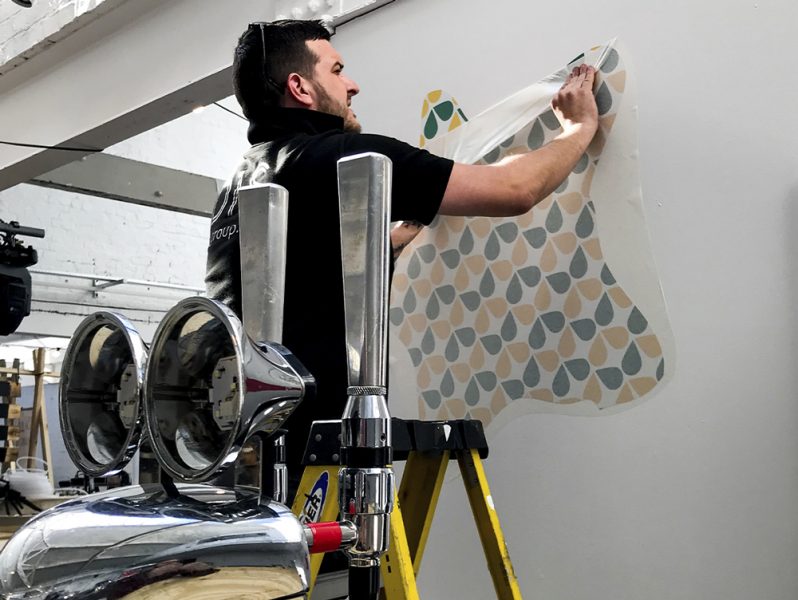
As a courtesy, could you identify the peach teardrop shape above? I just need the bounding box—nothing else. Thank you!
[430,261,445,285]
[602,327,629,350]
[454,264,470,291]
[535,280,552,310]
[446,399,467,419]
[513,304,536,326]
[508,342,531,363]
[486,297,508,318]
[558,327,576,358]
[616,383,634,404]
[529,388,553,403]
[408,314,427,332]
[540,242,558,272]
[427,356,446,374]
[492,260,513,281]
[471,218,492,239]
[512,237,529,265]
[589,336,607,365]
[496,349,512,378]
[465,255,486,274]
[490,388,507,414]
[450,299,465,327]
[581,165,596,196]
[469,342,485,370]
[582,238,603,260]
[558,192,584,214]
[609,286,633,308]
[564,288,582,318]
[583,374,602,403]
[636,335,663,358]
[414,279,432,298]
[431,320,451,339]
[475,307,491,334]
[630,377,657,396]
[577,278,602,300]
[553,232,577,254]
[536,350,559,372]
[451,363,471,382]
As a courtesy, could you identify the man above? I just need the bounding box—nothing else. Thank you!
[206,20,598,490]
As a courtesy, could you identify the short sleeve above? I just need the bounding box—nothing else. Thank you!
[338,133,454,225]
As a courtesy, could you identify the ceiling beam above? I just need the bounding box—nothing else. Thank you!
[30,153,223,217]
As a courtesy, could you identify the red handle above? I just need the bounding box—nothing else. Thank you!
[307,521,344,554]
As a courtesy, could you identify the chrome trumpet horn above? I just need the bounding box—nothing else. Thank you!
[143,184,312,484]
[58,311,147,477]
[142,296,311,483]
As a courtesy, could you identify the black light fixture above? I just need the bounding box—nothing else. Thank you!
[12,0,33,8]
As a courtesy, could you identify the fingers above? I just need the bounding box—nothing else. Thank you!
[563,64,596,89]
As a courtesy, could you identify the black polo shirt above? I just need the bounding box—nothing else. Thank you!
[205,107,453,468]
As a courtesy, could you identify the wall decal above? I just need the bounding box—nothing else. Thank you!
[389,41,674,428]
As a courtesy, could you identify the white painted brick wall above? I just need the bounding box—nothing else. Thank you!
[1,179,211,337]
[0,0,126,73]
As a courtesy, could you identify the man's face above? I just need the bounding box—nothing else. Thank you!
[306,39,361,133]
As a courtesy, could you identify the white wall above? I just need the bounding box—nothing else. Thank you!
[1,1,797,598]
[331,1,797,599]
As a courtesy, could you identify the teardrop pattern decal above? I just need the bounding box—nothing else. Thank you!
[395,43,666,425]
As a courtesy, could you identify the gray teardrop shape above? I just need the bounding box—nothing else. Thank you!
[527,120,545,149]
[460,291,481,311]
[500,313,517,341]
[408,253,421,278]
[555,176,570,194]
[480,270,496,296]
[518,266,542,287]
[622,342,642,376]
[418,244,437,264]
[496,222,518,243]
[656,358,665,381]
[529,319,547,349]
[546,272,571,294]
[441,370,455,397]
[459,226,474,254]
[501,135,515,148]
[484,146,501,164]
[421,328,436,354]
[465,378,480,406]
[595,293,614,326]
[600,264,616,285]
[540,109,561,131]
[523,227,547,249]
[596,367,623,390]
[552,365,570,397]
[436,285,456,305]
[455,327,476,347]
[571,319,597,341]
[390,307,405,326]
[569,247,588,279]
[403,288,417,313]
[408,348,423,367]
[506,274,523,304]
[601,48,620,73]
[445,336,460,362]
[572,153,589,174]
[485,231,501,260]
[541,311,566,333]
[575,206,594,239]
[476,371,497,391]
[595,82,612,116]
[628,307,648,335]
[564,359,590,381]
[523,357,541,387]
[545,202,563,233]
[422,389,442,409]
[441,249,461,269]
[501,380,524,400]
[426,293,440,320]
[480,335,503,355]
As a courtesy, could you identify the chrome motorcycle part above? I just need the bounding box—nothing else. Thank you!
[59,311,147,477]
[0,484,310,599]
[143,296,311,483]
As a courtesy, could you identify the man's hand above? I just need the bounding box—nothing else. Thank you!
[552,65,599,134]
[437,64,600,218]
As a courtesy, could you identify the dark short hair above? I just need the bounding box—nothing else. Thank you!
[233,19,333,120]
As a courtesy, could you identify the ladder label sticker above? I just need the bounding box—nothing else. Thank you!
[298,471,329,524]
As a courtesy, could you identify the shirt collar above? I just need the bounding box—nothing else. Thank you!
[247,108,345,144]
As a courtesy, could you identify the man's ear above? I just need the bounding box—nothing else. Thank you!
[285,73,314,108]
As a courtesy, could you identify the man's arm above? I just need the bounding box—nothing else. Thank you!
[437,64,599,217]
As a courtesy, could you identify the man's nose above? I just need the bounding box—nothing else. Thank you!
[346,77,360,97]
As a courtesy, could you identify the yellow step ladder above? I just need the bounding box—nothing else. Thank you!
[291,419,523,600]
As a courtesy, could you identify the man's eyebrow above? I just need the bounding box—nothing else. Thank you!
[333,61,344,70]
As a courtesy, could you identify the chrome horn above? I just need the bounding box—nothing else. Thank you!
[337,153,395,599]
[143,184,312,484]
[58,311,147,477]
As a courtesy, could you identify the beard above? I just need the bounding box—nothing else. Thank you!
[314,84,362,133]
